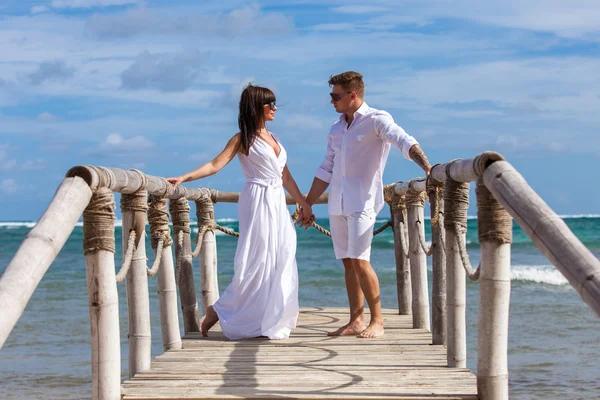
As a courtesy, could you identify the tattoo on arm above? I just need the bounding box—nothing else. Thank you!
[409,144,431,173]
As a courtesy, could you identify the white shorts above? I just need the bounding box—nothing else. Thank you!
[329,209,377,261]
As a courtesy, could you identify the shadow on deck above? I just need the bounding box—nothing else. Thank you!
[121,308,477,399]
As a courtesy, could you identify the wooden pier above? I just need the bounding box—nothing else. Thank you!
[3,156,600,400]
[121,308,477,399]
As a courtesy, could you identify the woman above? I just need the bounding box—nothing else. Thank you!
[167,84,311,340]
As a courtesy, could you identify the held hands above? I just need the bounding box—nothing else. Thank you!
[296,202,316,230]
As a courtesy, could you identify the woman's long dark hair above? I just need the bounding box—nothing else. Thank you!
[238,84,276,155]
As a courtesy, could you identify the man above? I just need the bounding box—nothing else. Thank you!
[302,71,431,338]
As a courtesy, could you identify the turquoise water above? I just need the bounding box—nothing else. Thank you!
[0,215,599,399]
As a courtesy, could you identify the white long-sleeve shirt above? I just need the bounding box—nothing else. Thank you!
[315,102,418,216]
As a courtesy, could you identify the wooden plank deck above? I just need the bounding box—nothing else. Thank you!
[121,307,478,399]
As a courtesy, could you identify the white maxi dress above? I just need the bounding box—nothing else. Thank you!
[211,135,299,340]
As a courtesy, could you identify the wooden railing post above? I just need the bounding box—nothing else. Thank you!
[406,181,430,330]
[83,187,120,400]
[385,184,412,315]
[148,196,182,351]
[0,177,92,349]
[196,195,219,315]
[170,197,201,334]
[476,176,512,400]
[121,188,152,378]
[444,175,468,368]
[428,177,447,346]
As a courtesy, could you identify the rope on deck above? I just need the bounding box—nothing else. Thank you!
[444,162,480,281]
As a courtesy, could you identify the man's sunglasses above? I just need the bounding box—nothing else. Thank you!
[265,101,277,110]
[330,91,352,102]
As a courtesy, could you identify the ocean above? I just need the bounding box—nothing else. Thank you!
[0,215,599,399]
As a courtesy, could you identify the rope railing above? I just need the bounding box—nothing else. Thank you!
[116,230,136,283]
[147,196,172,277]
[3,154,600,400]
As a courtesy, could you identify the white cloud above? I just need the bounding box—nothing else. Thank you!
[31,6,50,14]
[311,23,356,32]
[102,133,154,150]
[21,160,47,171]
[37,112,58,122]
[51,0,137,9]
[369,57,600,124]
[120,50,207,92]
[0,146,17,171]
[331,6,389,14]
[84,4,293,39]
[27,61,75,86]
[1,179,19,194]
[351,0,600,38]
[1,159,17,171]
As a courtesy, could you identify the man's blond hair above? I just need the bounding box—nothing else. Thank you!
[328,71,364,98]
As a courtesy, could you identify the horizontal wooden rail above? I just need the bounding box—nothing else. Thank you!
[66,165,328,205]
[0,177,92,349]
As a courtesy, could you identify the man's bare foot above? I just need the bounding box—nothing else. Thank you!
[201,306,219,337]
[358,321,384,338]
[327,321,365,336]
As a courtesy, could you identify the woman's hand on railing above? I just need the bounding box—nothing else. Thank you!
[166,175,188,190]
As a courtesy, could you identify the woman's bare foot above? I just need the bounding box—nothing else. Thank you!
[358,321,384,338]
[327,320,365,336]
[201,306,219,337]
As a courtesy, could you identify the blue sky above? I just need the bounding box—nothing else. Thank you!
[1,0,599,220]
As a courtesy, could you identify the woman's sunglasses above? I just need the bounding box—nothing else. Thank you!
[265,101,277,110]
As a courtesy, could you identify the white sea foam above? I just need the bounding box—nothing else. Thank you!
[216,218,237,223]
[511,265,568,286]
[73,220,123,227]
[192,227,227,236]
[0,222,37,228]
[557,214,600,219]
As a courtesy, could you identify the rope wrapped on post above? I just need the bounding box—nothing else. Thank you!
[83,187,116,256]
[148,196,173,277]
[190,194,240,257]
[444,167,480,281]
[424,169,446,254]
[407,180,432,256]
[192,195,215,257]
[116,189,149,283]
[476,177,513,245]
[170,197,191,285]
[384,184,410,259]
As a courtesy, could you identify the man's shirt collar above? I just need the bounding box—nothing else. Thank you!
[339,102,370,123]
